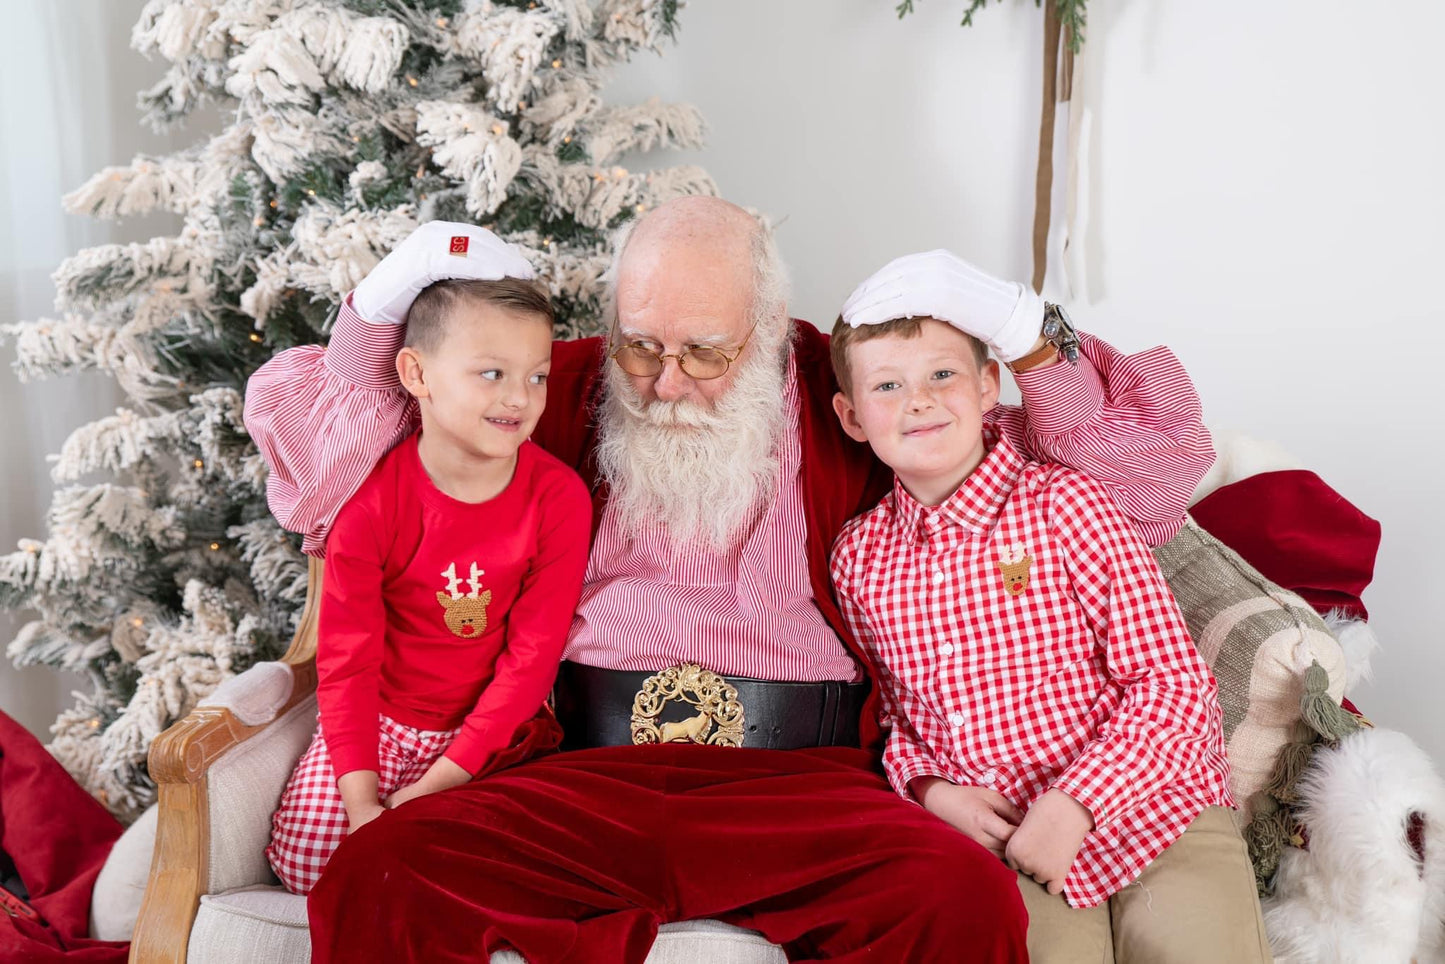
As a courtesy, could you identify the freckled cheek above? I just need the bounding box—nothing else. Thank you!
[857,402,894,435]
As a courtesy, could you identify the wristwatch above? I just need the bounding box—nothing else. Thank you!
[1007,303,1080,373]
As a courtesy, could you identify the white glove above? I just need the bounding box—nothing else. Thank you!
[841,249,1045,362]
[352,221,536,325]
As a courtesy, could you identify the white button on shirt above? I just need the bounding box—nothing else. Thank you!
[830,428,1234,909]
[939,642,955,656]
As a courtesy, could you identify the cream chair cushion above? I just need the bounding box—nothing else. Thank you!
[204,690,318,894]
[188,885,783,964]
[89,803,158,941]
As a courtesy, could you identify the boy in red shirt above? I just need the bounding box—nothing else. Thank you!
[266,236,591,895]
[827,251,1270,961]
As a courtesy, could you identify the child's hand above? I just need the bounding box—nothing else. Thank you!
[385,780,428,809]
[1004,788,1094,895]
[385,755,472,809]
[337,769,385,834]
[910,776,1023,858]
[346,802,386,835]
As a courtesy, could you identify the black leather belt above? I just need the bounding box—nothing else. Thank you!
[553,661,868,751]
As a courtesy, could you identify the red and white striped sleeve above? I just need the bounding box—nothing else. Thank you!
[242,296,420,556]
[987,332,1214,548]
[1042,469,1230,827]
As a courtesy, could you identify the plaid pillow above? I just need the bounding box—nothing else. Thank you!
[1154,520,1347,824]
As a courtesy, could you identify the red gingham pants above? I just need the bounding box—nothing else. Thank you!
[266,714,458,895]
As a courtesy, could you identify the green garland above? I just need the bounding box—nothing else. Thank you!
[896,0,1087,53]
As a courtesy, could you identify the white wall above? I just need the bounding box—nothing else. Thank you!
[0,0,183,738]
[4,1,1441,764]
[604,0,1445,761]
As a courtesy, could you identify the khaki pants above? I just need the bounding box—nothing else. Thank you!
[1017,807,1272,964]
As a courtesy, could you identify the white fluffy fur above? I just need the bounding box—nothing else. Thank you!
[1263,728,1445,963]
[1191,425,1305,505]
[1324,612,1380,697]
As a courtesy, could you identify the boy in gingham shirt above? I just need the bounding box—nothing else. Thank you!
[827,250,1270,962]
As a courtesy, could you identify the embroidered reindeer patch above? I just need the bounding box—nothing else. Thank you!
[997,542,1033,597]
[436,562,492,638]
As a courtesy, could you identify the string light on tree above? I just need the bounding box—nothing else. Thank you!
[0,0,714,822]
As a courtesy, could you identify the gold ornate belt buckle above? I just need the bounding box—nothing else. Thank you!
[630,662,745,747]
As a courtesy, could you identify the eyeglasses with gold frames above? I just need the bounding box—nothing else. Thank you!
[608,321,757,380]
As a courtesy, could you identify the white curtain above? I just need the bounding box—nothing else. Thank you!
[0,1,191,738]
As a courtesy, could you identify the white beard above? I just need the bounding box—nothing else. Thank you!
[595,337,789,551]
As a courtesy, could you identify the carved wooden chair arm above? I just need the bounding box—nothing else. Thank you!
[130,558,323,964]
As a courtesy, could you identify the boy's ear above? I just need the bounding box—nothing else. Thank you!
[396,346,429,399]
[832,391,869,444]
[980,359,1001,412]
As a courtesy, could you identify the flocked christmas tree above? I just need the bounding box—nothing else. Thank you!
[0,0,714,821]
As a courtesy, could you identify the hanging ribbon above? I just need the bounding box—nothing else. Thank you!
[1031,5,1076,294]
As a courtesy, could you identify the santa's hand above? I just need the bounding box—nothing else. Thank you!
[352,221,536,326]
[841,249,1045,362]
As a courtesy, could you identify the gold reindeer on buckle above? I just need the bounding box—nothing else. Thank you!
[630,663,746,747]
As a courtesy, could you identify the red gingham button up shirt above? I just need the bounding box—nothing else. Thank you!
[831,428,1233,907]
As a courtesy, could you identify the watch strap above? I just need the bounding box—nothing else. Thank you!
[1006,340,1060,374]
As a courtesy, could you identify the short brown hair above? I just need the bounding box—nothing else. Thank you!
[404,278,554,353]
[829,315,989,395]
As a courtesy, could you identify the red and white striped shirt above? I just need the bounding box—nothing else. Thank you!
[830,428,1233,907]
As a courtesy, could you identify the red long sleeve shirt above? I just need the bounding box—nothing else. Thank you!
[317,432,591,778]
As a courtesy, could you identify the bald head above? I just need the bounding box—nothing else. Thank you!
[618,199,751,313]
[626,196,760,261]
[615,198,757,310]
[606,194,790,364]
